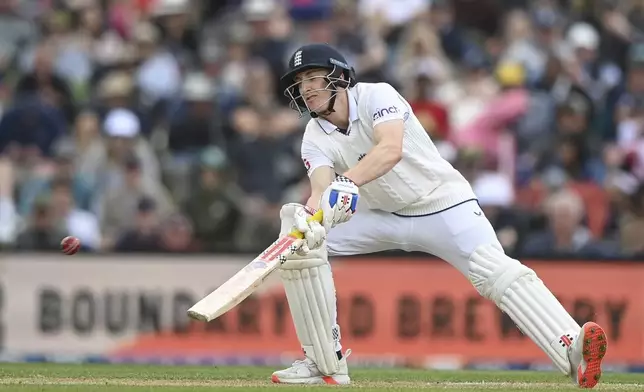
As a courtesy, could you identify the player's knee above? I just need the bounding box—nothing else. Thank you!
[467,243,536,304]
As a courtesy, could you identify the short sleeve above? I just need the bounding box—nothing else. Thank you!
[301,137,334,177]
[366,83,406,127]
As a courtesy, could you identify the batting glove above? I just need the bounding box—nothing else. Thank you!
[294,205,326,254]
[320,175,359,231]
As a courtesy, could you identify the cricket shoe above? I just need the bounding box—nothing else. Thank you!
[271,349,351,385]
[568,322,608,388]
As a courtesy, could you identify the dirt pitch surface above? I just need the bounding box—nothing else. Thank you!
[0,363,643,391]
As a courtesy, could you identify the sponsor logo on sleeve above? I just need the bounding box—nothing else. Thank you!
[373,106,400,121]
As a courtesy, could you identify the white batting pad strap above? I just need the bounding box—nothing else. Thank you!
[280,257,327,270]
[280,260,340,375]
[469,245,580,375]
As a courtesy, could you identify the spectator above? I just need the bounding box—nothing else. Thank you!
[15,42,76,123]
[150,0,200,69]
[521,189,618,258]
[133,21,182,109]
[168,72,224,155]
[407,68,455,161]
[538,132,605,183]
[17,146,94,216]
[243,0,292,98]
[359,0,430,49]
[0,96,67,164]
[395,22,453,101]
[56,109,103,186]
[164,71,225,202]
[0,0,38,72]
[15,196,66,251]
[216,23,254,108]
[93,72,139,125]
[85,108,160,196]
[183,147,242,252]
[331,0,388,83]
[48,176,101,251]
[114,196,163,253]
[617,184,644,257]
[99,154,174,249]
[564,22,622,104]
[0,158,18,246]
[228,60,301,206]
[158,213,200,253]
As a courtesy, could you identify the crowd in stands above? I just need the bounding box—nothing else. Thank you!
[0,0,643,258]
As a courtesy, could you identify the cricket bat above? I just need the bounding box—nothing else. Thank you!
[187,210,324,322]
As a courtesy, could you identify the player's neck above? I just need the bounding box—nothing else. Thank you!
[320,94,350,129]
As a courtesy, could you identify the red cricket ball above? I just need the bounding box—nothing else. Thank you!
[61,236,81,255]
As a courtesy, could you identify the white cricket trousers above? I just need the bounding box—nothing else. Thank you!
[325,199,501,351]
[327,199,500,276]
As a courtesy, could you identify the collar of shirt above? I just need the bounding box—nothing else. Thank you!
[315,88,359,135]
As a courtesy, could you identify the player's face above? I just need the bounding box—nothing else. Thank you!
[295,68,333,112]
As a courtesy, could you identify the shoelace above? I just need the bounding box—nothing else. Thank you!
[291,358,315,367]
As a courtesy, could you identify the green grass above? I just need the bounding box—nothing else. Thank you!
[0,363,642,391]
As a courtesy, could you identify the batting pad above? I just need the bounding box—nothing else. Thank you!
[469,244,580,375]
[280,257,340,376]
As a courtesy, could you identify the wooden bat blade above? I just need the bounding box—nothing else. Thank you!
[187,236,300,322]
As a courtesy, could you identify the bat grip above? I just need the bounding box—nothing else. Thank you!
[288,209,324,239]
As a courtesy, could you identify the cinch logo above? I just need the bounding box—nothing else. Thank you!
[373,106,399,121]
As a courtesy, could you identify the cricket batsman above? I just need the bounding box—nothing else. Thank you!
[271,43,607,388]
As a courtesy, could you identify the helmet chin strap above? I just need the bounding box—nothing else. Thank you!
[310,86,339,119]
[310,102,334,118]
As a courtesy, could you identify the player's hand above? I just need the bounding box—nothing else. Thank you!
[294,205,326,254]
[320,175,359,231]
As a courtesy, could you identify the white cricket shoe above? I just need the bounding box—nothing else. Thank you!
[271,349,351,385]
[568,321,608,389]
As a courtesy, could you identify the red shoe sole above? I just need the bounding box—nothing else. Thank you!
[271,374,339,385]
[577,322,608,389]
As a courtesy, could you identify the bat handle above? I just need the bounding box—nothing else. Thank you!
[288,209,324,239]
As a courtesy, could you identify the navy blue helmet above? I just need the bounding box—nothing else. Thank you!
[280,43,356,117]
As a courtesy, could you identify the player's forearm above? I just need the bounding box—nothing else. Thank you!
[306,166,335,210]
[306,193,323,211]
[342,144,402,186]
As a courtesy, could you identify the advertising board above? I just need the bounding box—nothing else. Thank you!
[0,255,641,369]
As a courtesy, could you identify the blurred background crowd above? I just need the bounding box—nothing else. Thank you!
[0,0,643,258]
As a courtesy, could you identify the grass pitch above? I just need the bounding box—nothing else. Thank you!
[0,363,643,391]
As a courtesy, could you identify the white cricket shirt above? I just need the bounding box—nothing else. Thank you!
[301,82,477,216]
